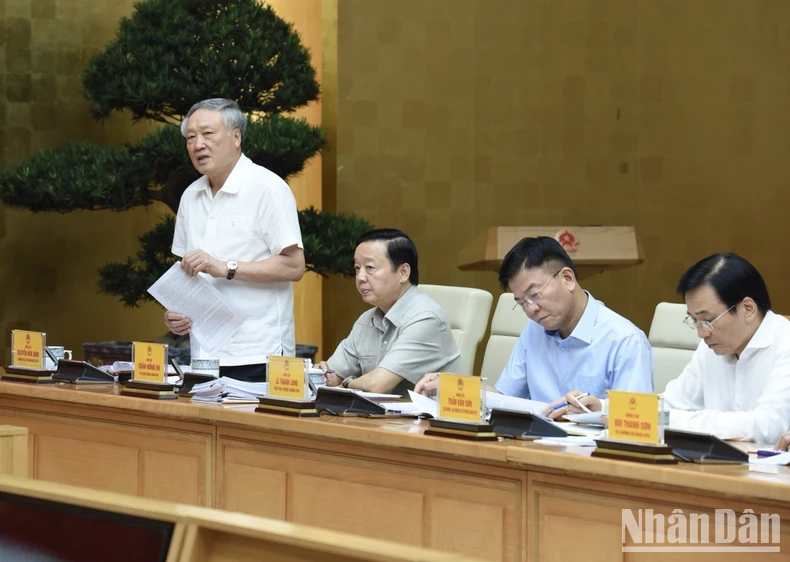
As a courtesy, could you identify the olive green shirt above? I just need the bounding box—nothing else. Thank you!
[327,286,463,396]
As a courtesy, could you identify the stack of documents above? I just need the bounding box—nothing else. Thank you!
[190,377,269,405]
[376,392,549,420]
[485,394,604,437]
[189,379,224,403]
[486,393,549,416]
[377,391,439,417]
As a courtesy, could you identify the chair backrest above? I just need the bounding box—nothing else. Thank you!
[648,302,700,393]
[480,293,529,386]
[418,284,493,375]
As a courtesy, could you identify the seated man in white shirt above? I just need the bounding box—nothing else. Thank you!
[563,253,790,444]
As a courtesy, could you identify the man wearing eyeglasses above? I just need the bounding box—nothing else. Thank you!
[415,236,653,407]
[562,253,790,444]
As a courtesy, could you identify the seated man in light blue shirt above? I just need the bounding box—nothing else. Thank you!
[497,236,653,416]
[416,236,653,415]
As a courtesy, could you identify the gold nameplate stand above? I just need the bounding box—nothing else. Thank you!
[424,418,498,441]
[591,439,677,465]
[256,396,319,418]
[3,330,54,385]
[121,380,179,400]
[120,342,177,400]
[425,374,496,441]
[257,357,318,417]
[2,366,55,385]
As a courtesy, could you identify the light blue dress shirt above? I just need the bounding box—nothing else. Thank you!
[494,292,653,403]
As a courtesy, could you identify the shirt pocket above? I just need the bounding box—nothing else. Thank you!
[217,214,254,259]
[359,355,378,375]
[574,374,608,398]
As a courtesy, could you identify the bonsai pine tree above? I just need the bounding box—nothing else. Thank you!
[0,0,372,309]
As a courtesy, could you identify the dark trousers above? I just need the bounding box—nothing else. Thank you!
[219,363,268,382]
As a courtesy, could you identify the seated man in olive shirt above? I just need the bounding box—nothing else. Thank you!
[319,229,463,396]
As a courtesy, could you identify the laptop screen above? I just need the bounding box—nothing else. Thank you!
[0,491,174,562]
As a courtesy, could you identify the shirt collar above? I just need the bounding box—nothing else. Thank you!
[186,153,249,195]
[742,310,776,351]
[371,285,419,330]
[544,291,599,344]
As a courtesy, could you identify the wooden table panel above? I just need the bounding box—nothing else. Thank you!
[529,472,790,562]
[0,425,28,477]
[1,381,790,562]
[217,427,524,561]
[0,388,214,506]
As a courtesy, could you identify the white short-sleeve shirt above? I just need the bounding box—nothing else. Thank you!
[663,311,790,444]
[172,154,303,366]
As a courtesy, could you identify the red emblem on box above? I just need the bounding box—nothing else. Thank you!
[556,230,580,254]
[457,378,464,389]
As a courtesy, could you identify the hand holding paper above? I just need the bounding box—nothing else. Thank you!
[148,262,246,356]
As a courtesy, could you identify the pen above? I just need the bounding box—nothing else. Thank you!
[570,393,591,413]
[754,449,781,457]
[550,393,591,412]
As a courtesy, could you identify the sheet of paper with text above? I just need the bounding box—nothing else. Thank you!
[147,262,246,356]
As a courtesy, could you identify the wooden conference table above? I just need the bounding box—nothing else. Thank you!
[1,380,789,562]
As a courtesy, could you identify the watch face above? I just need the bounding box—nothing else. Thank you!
[227,260,238,279]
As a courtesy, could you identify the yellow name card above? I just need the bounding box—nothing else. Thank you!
[437,373,482,423]
[607,390,660,444]
[268,356,306,400]
[11,330,46,369]
[132,342,168,383]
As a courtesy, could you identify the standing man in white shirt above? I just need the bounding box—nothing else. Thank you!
[164,98,305,381]
[562,253,790,444]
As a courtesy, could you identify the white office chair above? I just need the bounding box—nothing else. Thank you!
[418,284,493,375]
[479,293,529,386]
[648,302,700,393]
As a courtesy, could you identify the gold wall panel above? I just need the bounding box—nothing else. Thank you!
[322,0,790,372]
[0,0,324,361]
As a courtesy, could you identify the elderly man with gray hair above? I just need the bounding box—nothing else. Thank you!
[164,98,305,382]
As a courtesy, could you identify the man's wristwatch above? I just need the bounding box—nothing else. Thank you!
[341,376,357,389]
[226,260,238,280]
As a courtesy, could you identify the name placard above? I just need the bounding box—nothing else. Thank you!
[11,330,46,369]
[132,342,168,384]
[437,373,483,423]
[607,390,660,444]
[268,356,307,400]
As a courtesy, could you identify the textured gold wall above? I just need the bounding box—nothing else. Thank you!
[0,0,323,362]
[321,0,790,371]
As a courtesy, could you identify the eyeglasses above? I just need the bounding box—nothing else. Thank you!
[513,270,561,310]
[683,305,736,333]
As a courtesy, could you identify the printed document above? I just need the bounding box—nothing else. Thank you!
[148,262,246,356]
[486,393,549,416]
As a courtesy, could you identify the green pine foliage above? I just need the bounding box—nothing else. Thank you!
[0,141,149,212]
[83,0,321,121]
[299,207,376,278]
[0,0,372,308]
